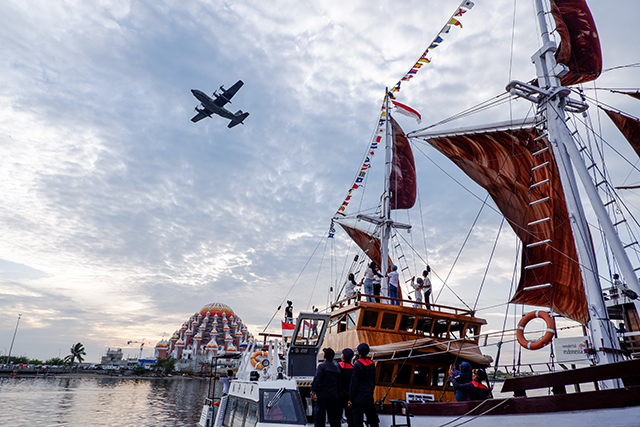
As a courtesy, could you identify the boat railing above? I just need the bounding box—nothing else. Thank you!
[500,358,640,397]
[332,292,475,317]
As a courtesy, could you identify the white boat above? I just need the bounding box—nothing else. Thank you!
[198,312,331,427]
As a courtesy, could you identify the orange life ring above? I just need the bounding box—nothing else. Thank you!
[516,311,556,350]
[250,351,268,369]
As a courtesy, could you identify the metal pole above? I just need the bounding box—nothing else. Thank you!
[381,89,392,294]
[530,0,619,367]
[7,314,22,364]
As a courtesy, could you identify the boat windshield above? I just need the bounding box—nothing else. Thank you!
[260,388,306,424]
[293,319,325,346]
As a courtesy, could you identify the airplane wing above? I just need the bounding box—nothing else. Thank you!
[191,110,210,123]
[213,80,244,107]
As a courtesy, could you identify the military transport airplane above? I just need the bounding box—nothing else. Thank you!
[190,80,249,128]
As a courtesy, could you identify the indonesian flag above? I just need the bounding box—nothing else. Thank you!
[392,101,422,124]
[281,321,295,338]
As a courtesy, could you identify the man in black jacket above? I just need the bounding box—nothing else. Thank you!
[348,343,379,427]
[311,348,341,427]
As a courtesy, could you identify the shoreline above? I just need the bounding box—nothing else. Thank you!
[0,371,212,380]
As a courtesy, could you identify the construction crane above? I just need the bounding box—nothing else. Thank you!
[126,340,145,360]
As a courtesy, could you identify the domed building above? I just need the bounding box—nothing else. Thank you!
[155,302,253,371]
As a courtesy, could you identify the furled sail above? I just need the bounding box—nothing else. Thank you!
[602,107,640,158]
[550,0,602,86]
[337,221,393,270]
[613,91,640,102]
[418,128,588,323]
[390,117,417,210]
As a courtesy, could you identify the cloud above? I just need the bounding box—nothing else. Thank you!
[0,0,638,365]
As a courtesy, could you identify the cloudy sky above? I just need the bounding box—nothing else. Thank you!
[1,0,638,364]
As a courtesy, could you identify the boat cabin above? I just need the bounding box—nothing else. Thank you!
[323,293,490,402]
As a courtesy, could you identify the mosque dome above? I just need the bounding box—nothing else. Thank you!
[200,302,235,318]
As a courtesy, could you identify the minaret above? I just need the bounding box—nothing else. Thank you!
[168,331,179,353]
[175,338,185,359]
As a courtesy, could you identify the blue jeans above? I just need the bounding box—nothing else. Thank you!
[363,279,374,302]
[389,285,399,305]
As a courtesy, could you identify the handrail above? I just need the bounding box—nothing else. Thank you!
[501,358,640,395]
[332,292,477,317]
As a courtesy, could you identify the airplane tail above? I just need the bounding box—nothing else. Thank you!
[228,111,250,128]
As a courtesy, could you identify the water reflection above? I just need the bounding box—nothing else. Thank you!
[0,376,209,426]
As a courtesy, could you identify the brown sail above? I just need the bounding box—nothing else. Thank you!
[602,107,640,159]
[390,117,417,210]
[420,128,588,323]
[550,0,602,86]
[337,222,393,269]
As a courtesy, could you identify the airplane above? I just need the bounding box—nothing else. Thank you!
[190,80,249,128]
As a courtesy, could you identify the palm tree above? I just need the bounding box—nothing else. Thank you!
[64,342,86,366]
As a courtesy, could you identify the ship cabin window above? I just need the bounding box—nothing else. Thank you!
[346,311,358,329]
[399,315,416,333]
[361,310,379,328]
[449,321,467,339]
[413,366,430,386]
[465,324,479,341]
[431,367,446,387]
[378,363,433,387]
[433,319,451,338]
[380,312,398,330]
[259,389,306,424]
[396,364,412,384]
[378,362,395,383]
[416,317,434,335]
[223,396,259,427]
[331,312,359,334]
[329,315,345,334]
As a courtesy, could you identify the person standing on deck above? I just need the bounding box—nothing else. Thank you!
[346,274,362,299]
[338,348,355,427]
[422,266,432,309]
[284,300,293,324]
[311,348,341,427]
[410,276,424,308]
[387,265,400,305]
[217,369,234,395]
[348,343,379,427]
[363,262,382,303]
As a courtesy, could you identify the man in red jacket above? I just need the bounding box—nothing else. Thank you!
[447,366,491,401]
[338,348,354,427]
[348,343,379,427]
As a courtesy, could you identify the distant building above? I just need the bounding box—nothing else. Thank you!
[100,348,141,369]
[155,302,252,372]
[101,348,123,366]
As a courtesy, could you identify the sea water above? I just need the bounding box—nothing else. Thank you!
[0,376,209,426]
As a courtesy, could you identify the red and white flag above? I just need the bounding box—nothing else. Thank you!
[392,101,422,124]
[281,321,295,338]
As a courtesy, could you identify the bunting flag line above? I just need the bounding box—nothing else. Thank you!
[389,0,475,95]
[334,0,474,219]
[334,107,386,217]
